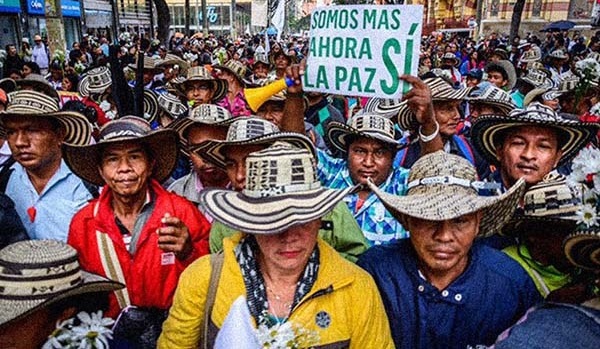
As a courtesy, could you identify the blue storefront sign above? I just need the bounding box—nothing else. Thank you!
[0,0,21,13]
[26,0,80,17]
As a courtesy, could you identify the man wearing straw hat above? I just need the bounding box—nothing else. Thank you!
[173,66,228,109]
[0,90,93,242]
[63,117,210,344]
[358,151,540,348]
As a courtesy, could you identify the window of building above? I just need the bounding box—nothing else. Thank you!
[569,0,594,19]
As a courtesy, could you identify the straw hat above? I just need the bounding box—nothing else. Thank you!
[467,84,516,116]
[367,151,526,237]
[191,117,315,170]
[199,142,354,234]
[15,74,59,100]
[168,104,234,155]
[502,173,581,236]
[519,69,554,89]
[173,66,228,102]
[156,53,190,75]
[326,112,400,154]
[127,55,163,72]
[78,66,112,97]
[214,59,248,86]
[486,60,517,90]
[520,47,542,64]
[471,102,597,166]
[0,240,123,328]
[394,77,472,131]
[548,49,568,60]
[564,229,600,270]
[157,92,187,119]
[142,89,159,123]
[63,116,178,185]
[441,52,460,67]
[0,90,91,146]
[558,76,579,93]
[365,97,403,117]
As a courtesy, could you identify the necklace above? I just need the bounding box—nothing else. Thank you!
[266,284,294,318]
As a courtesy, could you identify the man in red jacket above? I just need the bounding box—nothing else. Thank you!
[63,116,210,346]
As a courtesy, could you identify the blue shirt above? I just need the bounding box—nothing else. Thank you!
[6,160,93,241]
[317,150,409,246]
[358,240,541,349]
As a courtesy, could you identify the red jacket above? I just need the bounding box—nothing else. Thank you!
[68,179,210,318]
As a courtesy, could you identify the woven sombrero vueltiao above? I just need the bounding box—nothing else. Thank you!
[214,59,247,86]
[395,77,472,131]
[142,89,160,123]
[173,66,228,102]
[191,117,315,170]
[157,92,187,119]
[327,112,401,155]
[63,116,178,186]
[15,73,59,101]
[127,55,163,72]
[367,151,526,237]
[467,84,516,116]
[0,240,123,328]
[519,69,554,90]
[471,102,597,166]
[502,173,581,236]
[78,66,112,97]
[199,142,354,235]
[156,53,190,75]
[564,228,600,270]
[0,90,91,146]
[367,97,403,117]
[486,60,517,90]
[168,103,234,156]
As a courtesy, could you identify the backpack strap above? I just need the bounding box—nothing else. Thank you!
[0,157,16,193]
[455,135,476,165]
[203,251,224,349]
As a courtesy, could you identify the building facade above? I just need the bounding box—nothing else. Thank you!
[166,0,251,36]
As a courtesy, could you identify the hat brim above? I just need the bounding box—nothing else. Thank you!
[127,63,163,73]
[174,79,228,103]
[467,99,515,116]
[563,230,600,270]
[0,110,91,146]
[199,186,353,234]
[63,130,178,185]
[471,115,597,166]
[0,271,123,328]
[192,132,316,170]
[167,115,235,156]
[143,90,159,123]
[367,178,526,237]
[397,86,471,130]
[16,80,59,101]
[523,88,548,106]
[502,214,578,237]
[213,65,246,86]
[78,75,111,97]
[326,121,402,155]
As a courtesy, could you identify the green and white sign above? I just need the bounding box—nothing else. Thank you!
[304,5,423,98]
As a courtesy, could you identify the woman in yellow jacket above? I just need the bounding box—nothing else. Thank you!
[158,143,394,348]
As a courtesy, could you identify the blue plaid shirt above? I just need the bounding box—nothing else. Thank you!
[317,150,409,246]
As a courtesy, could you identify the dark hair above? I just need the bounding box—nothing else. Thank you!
[23,62,41,75]
[486,63,509,81]
[62,73,79,92]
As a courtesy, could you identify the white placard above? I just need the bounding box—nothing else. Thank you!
[304,5,423,98]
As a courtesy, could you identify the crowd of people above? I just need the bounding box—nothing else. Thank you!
[0,26,599,348]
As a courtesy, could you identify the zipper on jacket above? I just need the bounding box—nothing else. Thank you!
[291,284,334,313]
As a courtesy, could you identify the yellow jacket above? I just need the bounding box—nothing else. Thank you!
[158,233,394,348]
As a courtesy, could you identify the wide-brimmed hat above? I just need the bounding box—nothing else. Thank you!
[491,48,508,60]
[157,92,187,119]
[519,48,542,63]
[467,84,516,116]
[471,102,597,166]
[192,117,315,170]
[0,78,16,94]
[327,113,400,154]
[16,73,59,100]
[503,173,581,236]
[367,151,526,237]
[549,49,568,60]
[127,55,163,72]
[214,59,247,86]
[168,104,234,155]
[564,228,600,270]
[519,69,554,89]
[79,66,112,97]
[199,142,353,234]
[63,116,178,185]
[395,77,472,131]
[0,90,91,146]
[441,52,460,67]
[142,89,159,123]
[486,60,517,90]
[253,52,271,68]
[173,66,228,102]
[156,53,190,75]
[0,240,123,328]
[367,97,402,117]
[558,76,579,93]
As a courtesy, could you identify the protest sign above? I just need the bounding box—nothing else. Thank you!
[304,5,423,99]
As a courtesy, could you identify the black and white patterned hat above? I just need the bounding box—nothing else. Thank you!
[79,66,112,97]
[157,92,187,119]
[142,89,159,123]
[467,84,516,116]
[191,117,315,170]
[199,142,354,234]
[472,102,598,166]
[519,69,554,89]
[327,112,400,154]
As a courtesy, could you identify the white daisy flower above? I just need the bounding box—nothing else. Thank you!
[576,204,599,228]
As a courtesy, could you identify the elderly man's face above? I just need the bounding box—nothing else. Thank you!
[347,137,394,187]
[223,144,267,191]
[4,115,64,174]
[434,100,461,138]
[406,211,481,287]
[187,125,228,187]
[257,101,284,127]
[185,81,215,105]
[496,125,562,187]
[99,142,153,199]
[254,219,320,276]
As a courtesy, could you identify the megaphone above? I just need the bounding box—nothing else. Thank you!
[245,77,295,112]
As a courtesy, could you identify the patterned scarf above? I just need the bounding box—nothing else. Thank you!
[235,235,319,324]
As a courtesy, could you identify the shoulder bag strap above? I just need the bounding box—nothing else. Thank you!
[96,229,132,309]
[203,251,224,349]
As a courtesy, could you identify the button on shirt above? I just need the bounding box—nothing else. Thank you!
[317,150,409,246]
[357,240,541,349]
[5,160,93,241]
